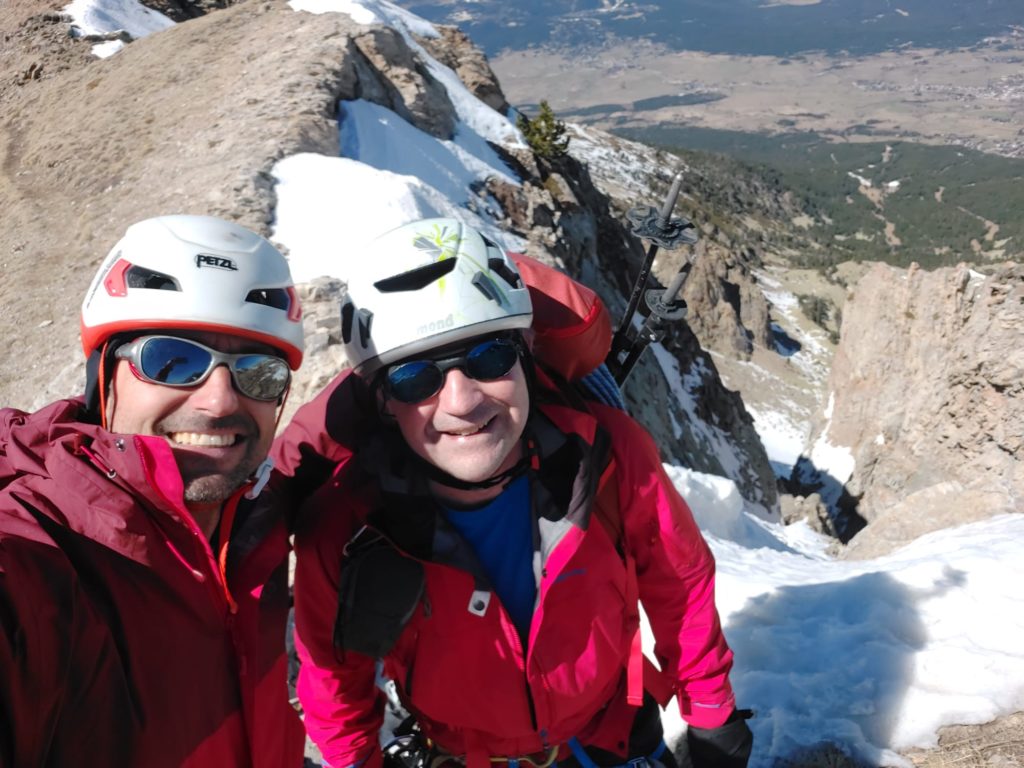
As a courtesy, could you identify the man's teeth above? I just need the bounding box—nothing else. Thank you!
[169,432,237,447]
[447,419,491,437]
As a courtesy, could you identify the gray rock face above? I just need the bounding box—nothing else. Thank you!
[676,238,773,359]
[621,322,778,512]
[842,484,1017,560]
[353,26,457,139]
[414,25,509,115]
[780,493,838,540]
[562,126,784,362]
[803,261,1024,556]
[136,0,229,21]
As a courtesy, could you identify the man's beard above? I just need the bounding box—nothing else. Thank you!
[181,456,260,504]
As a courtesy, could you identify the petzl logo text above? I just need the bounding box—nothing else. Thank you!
[196,254,238,271]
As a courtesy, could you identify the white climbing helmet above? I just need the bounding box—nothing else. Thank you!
[341,218,533,376]
[81,215,304,369]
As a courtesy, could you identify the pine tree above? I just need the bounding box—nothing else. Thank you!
[516,101,569,160]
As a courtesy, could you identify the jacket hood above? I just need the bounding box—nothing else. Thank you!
[1,399,94,481]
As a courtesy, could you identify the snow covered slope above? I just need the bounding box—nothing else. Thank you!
[671,466,1024,767]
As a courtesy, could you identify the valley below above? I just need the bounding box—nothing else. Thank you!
[494,34,1024,159]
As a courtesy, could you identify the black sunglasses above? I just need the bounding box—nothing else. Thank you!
[115,335,291,402]
[385,338,521,405]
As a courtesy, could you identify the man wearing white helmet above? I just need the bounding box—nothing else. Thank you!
[0,215,305,766]
[287,218,752,768]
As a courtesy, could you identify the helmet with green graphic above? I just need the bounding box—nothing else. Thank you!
[341,218,533,377]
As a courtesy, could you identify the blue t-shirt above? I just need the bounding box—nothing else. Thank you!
[441,476,536,644]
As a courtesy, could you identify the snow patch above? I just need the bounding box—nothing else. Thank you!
[848,171,873,187]
[63,0,174,56]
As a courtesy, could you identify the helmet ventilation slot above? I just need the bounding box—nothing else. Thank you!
[472,272,504,306]
[125,266,181,291]
[374,258,457,293]
[487,257,522,288]
[245,287,291,311]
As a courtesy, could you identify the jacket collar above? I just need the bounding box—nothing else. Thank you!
[1,397,256,564]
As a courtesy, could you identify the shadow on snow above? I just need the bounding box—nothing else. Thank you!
[722,567,968,768]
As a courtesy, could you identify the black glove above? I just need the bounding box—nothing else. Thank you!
[685,709,753,768]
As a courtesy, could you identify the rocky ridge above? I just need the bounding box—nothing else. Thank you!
[563,121,1024,553]
[0,0,778,511]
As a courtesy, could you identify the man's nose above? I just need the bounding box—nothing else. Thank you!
[189,365,241,415]
[436,367,484,414]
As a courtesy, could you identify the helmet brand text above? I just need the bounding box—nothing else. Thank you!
[196,254,238,271]
[417,314,454,336]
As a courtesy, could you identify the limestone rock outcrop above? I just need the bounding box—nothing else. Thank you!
[563,126,785,362]
[414,25,509,115]
[353,26,457,139]
[799,261,1023,556]
[675,239,773,358]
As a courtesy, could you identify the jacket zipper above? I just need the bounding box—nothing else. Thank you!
[499,594,542,739]
[168,490,250,679]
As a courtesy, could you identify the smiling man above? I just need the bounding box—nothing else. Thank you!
[0,215,306,767]
[290,218,753,768]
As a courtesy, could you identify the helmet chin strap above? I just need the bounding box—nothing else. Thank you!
[414,451,531,491]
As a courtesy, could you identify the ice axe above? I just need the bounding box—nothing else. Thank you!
[606,172,699,385]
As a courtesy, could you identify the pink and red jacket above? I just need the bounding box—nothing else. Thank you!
[0,398,304,767]
[289,383,737,768]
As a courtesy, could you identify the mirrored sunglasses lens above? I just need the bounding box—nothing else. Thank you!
[139,338,212,385]
[234,355,290,400]
[388,360,443,404]
[466,340,518,381]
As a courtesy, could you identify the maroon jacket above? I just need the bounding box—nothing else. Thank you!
[0,399,304,767]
